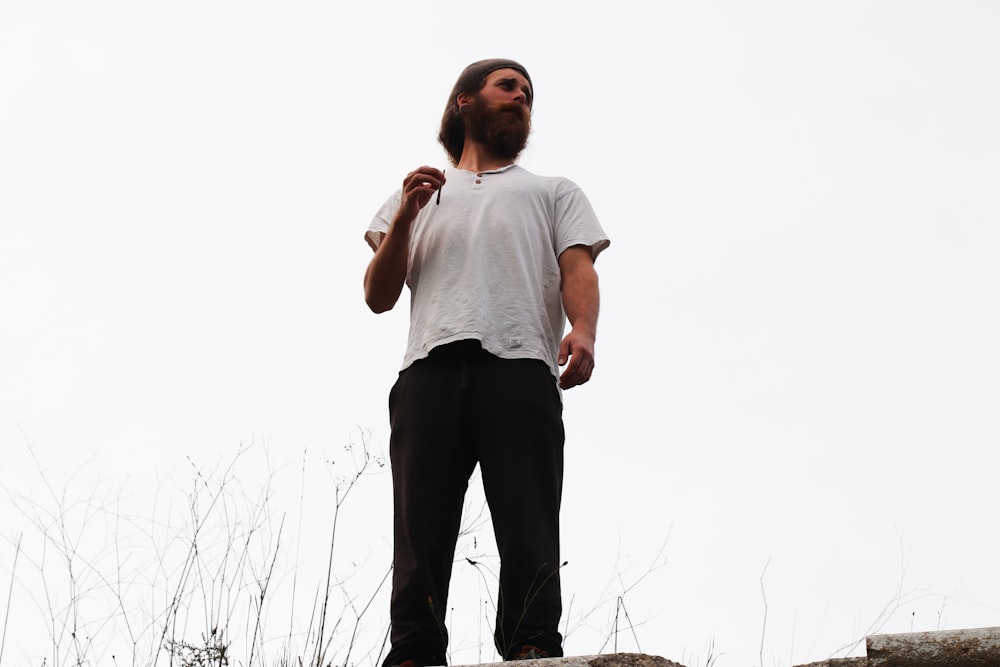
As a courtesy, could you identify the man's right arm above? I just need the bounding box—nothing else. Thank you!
[364,166,446,313]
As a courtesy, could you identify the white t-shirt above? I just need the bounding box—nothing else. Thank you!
[366,164,609,381]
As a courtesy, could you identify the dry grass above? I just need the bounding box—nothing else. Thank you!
[1,432,389,667]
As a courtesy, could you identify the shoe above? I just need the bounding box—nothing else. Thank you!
[513,645,550,660]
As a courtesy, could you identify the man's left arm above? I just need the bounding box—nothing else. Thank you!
[558,244,600,390]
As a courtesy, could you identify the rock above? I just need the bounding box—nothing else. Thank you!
[867,626,1000,667]
[795,658,867,667]
[451,654,686,667]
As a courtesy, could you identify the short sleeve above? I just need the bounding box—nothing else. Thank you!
[365,189,403,252]
[552,181,610,261]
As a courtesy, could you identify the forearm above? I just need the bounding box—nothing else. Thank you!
[364,215,413,313]
[562,261,600,339]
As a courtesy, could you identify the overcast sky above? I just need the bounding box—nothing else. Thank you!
[2,2,998,666]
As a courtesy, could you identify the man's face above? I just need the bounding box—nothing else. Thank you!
[477,68,532,109]
[465,68,533,161]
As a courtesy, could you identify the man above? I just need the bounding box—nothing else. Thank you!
[364,59,609,667]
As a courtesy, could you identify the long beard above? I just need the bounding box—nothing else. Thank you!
[467,98,531,161]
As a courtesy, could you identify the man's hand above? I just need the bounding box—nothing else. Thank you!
[558,328,595,389]
[398,166,446,224]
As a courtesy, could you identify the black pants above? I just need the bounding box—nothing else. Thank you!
[383,340,565,666]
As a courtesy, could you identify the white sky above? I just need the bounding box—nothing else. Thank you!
[2,1,998,666]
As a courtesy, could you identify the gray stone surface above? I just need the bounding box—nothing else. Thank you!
[867,626,1000,667]
[795,658,867,667]
[451,654,685,667]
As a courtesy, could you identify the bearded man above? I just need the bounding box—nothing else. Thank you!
[364,59,610,667]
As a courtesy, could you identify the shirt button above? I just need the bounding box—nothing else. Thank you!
[475,179,482,184]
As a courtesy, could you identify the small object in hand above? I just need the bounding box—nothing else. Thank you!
[436,170,445,205]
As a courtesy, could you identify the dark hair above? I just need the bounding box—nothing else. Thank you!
[437,59,533,166]
[437,81,484,165]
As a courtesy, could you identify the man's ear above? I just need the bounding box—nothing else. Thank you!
[456,92,472,110]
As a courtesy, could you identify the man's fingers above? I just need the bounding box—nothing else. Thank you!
[558,351,594,389]
[399,167,446,215]
[405,178,442,196]
[404,166,446,192]
[560,369,591,389]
